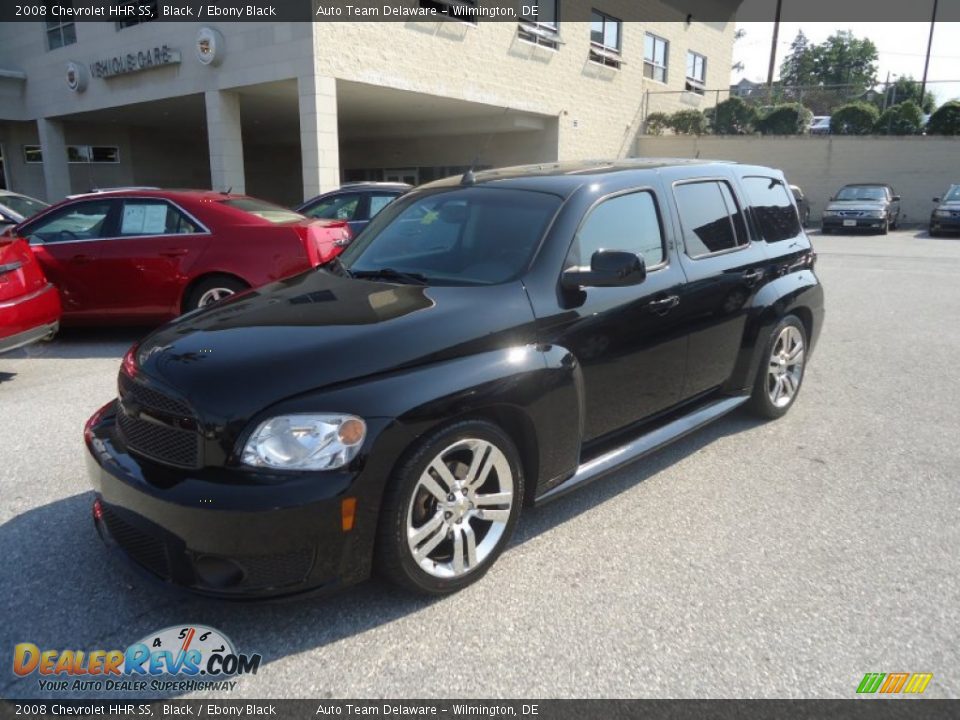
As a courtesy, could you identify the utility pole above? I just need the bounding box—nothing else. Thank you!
[766,0,784,103]
[920,0,938,107]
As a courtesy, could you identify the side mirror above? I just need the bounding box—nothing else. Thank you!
[892,195,901,202]
[933,197,941,203]
[562,250,646,289]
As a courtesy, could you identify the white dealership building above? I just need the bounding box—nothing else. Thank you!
[0,1,739,206]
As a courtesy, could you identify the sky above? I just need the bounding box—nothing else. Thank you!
[732,22,960,104]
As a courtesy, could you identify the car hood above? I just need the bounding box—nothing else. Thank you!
[826,200,888,212]
[936,201,960,211]
[134,269,537,422]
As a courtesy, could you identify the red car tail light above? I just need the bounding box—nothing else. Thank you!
[296,221,354,267]
[0,238,46,302]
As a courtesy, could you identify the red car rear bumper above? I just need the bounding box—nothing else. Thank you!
[0,282,61,354]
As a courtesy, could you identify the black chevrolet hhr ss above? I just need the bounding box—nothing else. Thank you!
[85,160,824,598]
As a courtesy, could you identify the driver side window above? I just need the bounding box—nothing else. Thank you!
[567,190,665,270]
[25,200,115,244]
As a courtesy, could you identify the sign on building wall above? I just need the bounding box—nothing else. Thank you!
[89,46,181,79]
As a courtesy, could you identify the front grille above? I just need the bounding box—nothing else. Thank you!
[117,373,202,469]
[101,505,170,579]
[237,549,315,590]
[838,210,865,217]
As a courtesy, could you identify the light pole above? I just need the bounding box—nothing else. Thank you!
[766,0,784,103]
[920,0,938,108]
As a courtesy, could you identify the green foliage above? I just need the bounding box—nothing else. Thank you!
[881,76,936,114]
[668,109,709,136]
[779,30,879,93]
[755,103,811,135]
[874,100,923,135]
[645,112,671,136]
[927,101,960,135]
[831,102,880,135]
[710,97,758,134]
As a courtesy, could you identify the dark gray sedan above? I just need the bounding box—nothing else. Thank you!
[930,185,960,236]
[821,184,901,235]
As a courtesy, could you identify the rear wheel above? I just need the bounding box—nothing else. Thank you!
[747,315,807,420]
[184,275,249,313]
[880,217,890,235]
[376,420,524,595]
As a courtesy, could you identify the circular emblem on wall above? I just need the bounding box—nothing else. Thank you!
[196,27,225,67]
[65,61,88,92]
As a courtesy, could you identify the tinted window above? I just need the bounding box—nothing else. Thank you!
[569,191,665,270]
[341,188,561,286]
[220,198,304,224]
[25,200,114,244]
[835,186,887,201]
[945,186,960,201]
[0,194,48,219]
[303,193,362,221]
[742,177,802,243]
[368,193,400,218]
[674,180,747,257]
[118,200,200,236]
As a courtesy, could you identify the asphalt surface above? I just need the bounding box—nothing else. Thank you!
[1,229,958,700]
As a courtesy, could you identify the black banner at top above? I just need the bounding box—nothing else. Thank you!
[0,0,958,23]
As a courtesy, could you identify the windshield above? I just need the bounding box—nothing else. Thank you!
[1,194,48,219]
[220,198,305,224]
[338,187,562,286]
[943,186,960,202]
[835,186,886,201]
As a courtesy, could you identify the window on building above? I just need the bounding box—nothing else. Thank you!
[23,146,43,164]
[418,0,478,24]
[742,176,802,243]
[686,51,707,94]
[567,191,666,270]
[673,180,749,257]
[116,1,159,29]
[45,2,77,50]
[66,146,121,164]
[589,10,622,69]
[519,0,560,50]
[644,33,669,83]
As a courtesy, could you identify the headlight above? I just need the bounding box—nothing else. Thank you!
[935,209,951,217]
[241,414,366,471]
[865,210,885,218]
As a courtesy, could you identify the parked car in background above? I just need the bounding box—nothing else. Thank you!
[821,183,901,235]
[297,182,411,236]
[809,116,831,135]
[930,185,960,236]
[7,190,353,324]
[86,159,823,598]
[790,185,811,227]
[0,190,49,234]
[0,236,60,354]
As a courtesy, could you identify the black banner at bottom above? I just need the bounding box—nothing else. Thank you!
[2,700,959,720]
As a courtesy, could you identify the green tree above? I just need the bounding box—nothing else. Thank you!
[780,31,817,87]
[779,30,878,94]
[668,109,709,135]
[831,102,880,135]
[927,101,960,135]
[710,97,758,134]
[645,112,671,136]
[874,100,923,135]
[882,76,936,114]
[755,103,811,135]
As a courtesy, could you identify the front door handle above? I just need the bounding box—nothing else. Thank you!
[160,248,189,258]
[70,254,93,264]
[742,268,765,284]
[647,295,680,315]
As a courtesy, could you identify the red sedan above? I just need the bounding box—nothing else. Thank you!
[0,236,61,354]
[6,190,352,324]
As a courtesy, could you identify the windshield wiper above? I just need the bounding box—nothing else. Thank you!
[351,268,429,285]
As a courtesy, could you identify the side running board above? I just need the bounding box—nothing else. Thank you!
[535,395,750,505]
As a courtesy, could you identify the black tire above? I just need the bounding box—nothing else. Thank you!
[929,227,940,238]
[747,315,808,420]
[880,218,889,235]
[821,227,832,235]
[375,419,524,595]
[183,275,249,313]
[802,209,810,228]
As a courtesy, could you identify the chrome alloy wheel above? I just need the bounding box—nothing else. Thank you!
[406,438,514,579]
[767,325,805,408]
[197,287,236,307]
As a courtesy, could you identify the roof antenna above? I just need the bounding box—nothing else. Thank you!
[224,186,232,195]
[462,107,511,186]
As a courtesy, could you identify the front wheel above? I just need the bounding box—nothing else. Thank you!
[747,315,808,420]
[375,420,524,595]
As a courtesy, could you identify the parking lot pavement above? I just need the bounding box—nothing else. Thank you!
[1,229,958,700]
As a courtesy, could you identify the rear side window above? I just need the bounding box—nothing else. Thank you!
[673,180,748,257]
[220,198,304,224]
[742,176,802,242]
[569,191,665,270]
[118,200,201,236]
[302,193,361,221]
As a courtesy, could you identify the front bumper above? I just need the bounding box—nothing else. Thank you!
[930,215,960,233]
[85,401,381,599]
[821,216,887,232]
[0,282,61,354]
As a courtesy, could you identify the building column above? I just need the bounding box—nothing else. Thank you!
[298,73,339,202]
[205,90,245,194]
[36,118,70,202]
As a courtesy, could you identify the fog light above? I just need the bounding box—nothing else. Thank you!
[194,555,245,589]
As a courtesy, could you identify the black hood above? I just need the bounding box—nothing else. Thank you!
[134,269,537,423]
[826,199,888,212]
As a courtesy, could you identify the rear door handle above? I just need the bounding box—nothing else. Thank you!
[647,295,680,315]
[70,254,93,264]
